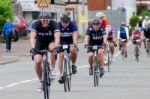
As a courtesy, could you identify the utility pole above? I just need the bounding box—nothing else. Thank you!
[81,0,86,35]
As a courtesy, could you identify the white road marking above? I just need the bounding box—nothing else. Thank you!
[0,42,132,90]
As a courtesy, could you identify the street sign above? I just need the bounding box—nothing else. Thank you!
[80,15,88,24]
[37,0,50,8]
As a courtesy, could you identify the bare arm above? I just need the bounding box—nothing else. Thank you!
[72,31,78,45]
[103,34,107,43]
[30,31,36,48]
[84,35,90,45]
[54,31,60,46]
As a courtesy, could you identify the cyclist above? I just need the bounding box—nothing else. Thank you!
[117,21,129,58]
[106,25,116,62]
[137,16,143,29]
[84,18,107,78]
[30,11,60,91]
[57,13,78,84]
[132,27,143,59]
[142,16,150,48]
[143,22,150,53]
[95,12,109,28]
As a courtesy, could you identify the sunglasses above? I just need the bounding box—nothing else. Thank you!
[92,23,100,26]
[40,19,50,22]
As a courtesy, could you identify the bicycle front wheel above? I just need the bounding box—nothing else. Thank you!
[43,63,50,99]
[93,58,99,87]
[63,59,71,92]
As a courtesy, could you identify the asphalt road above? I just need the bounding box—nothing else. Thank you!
[0,43,150,99]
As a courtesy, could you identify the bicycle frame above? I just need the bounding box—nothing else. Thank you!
[40,50,51,99]
[58,44,74,92]
[86,45,103,87]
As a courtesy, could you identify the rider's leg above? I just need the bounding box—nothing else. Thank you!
[58,52,64,76]
[34,54,43,91]
[98,48,105,77]
[70,46,78,74]
[88,52,94,75]
[88,52,94,67]
[70,46,78,65]
[48,42,56,78]
[109,42,115,60]
[48,42,56,69]
[58,52,65,84]
[98,48,104,69]
[34,54,43,80]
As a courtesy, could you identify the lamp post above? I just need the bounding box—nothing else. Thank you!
[82,0,86,35]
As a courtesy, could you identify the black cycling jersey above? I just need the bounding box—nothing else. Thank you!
[86,26,106,46]
[144,27,150,39]
[31,20,60,42]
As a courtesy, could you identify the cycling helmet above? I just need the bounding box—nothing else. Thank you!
[39,11,52,19]
[144,21,150,26]
[60,12,71,23]
[138,16,143,20]
[135,27,141,31]
[121,21,126,25]
[145,16,149,19]
[95,12,105,19]
[92,18,102,25]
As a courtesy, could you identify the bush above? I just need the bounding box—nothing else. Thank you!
[0,0,13,30]
[0,0,13,42]
[138,10,150,18]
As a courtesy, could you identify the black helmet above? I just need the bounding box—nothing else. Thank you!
[60,12,71,23]
[39,11,52,19]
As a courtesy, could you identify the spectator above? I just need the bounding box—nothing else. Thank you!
[2,18,14,52]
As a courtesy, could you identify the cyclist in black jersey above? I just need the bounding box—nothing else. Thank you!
[84,18,107,78]
[30,11,60,92]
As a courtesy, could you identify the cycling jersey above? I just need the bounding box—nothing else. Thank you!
[107,27,115,41]
[100,19,109,28]
[117,26,129,40]
[31,20,60,54]
[59,21,77,44]
[132,30,142,39]
[31,20,60,42]
[86,26,106,46]
[144,27,150,39]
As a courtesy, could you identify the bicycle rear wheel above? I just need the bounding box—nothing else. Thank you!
[43,62,50,99]
[107,51,111,72]
[93,58,99,87]
[135,46,139,62]
[121,46,125,60]
[146,43,150,57]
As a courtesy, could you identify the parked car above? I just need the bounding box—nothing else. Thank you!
[13,15,27,36]
[27,19,38,33]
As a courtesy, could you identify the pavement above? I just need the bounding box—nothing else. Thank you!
[0,39,84,65]
[0,40,30,65]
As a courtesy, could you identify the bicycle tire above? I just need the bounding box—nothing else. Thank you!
[63,59,71,92]
[67,61,71,91]
[43,62,50,99]
[135,46,139,62]
[107,51,111,72]
[93,58,99,87]
[121,45,125,60]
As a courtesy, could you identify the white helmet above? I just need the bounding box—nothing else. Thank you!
[95,12,105,19]
[138,16,143,20]
[145,16,149,19]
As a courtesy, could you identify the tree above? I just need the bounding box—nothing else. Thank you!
[0,0,13,35]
